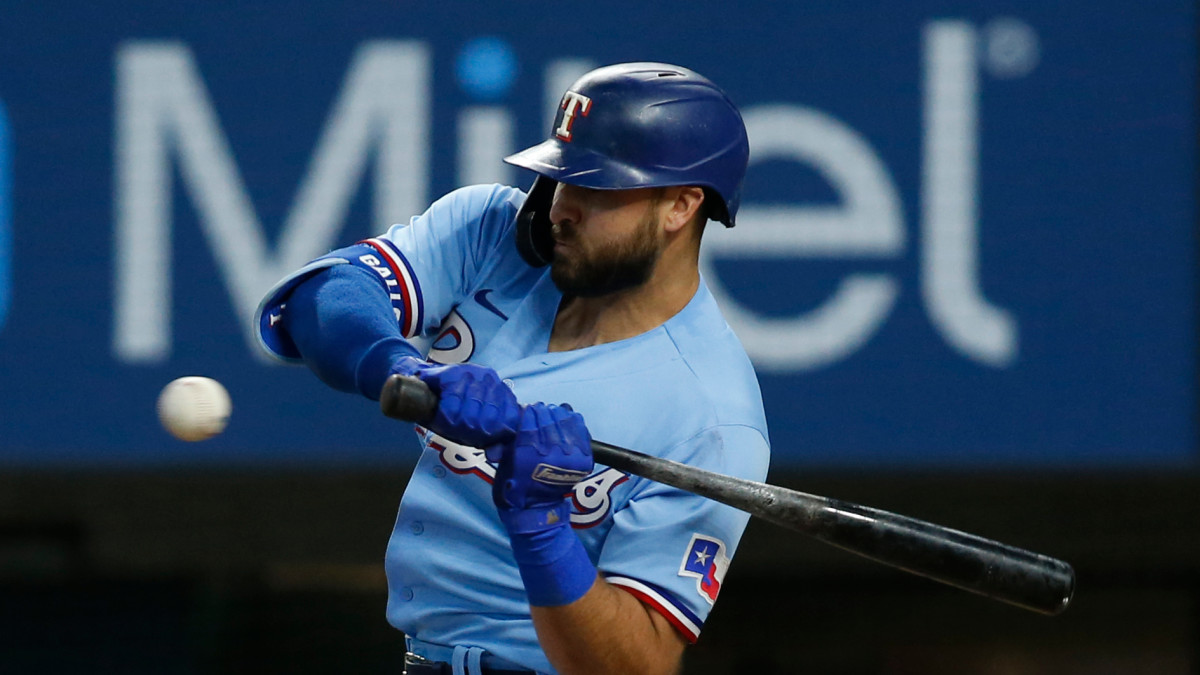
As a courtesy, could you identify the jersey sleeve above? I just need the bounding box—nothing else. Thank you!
[597,424,770,643]
[255,184,525,362]
[376,184,524,339]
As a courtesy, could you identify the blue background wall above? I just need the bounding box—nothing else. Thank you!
[0,1,1193,469]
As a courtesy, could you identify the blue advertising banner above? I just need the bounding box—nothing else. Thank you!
[0,1,1194,468]
[0,99,9,332]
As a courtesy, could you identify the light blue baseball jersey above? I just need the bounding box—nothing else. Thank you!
[257,184,770,674]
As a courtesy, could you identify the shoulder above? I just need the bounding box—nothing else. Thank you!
[424,183,526,226]
[661,281,767,436]
[379,184,527,237]
[379,184,531,271]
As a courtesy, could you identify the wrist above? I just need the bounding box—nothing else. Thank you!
[501,501,596,606]
[499,501,572,539]
[354,338,422,400]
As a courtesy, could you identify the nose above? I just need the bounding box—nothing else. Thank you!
[548,182,581,228]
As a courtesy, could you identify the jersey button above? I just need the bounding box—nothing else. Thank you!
[432,466,446,478]
[409,521,424,535]
[400,587,414,601]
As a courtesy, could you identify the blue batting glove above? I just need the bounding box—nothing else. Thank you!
[487,402,594,512]
[390,357,521,448]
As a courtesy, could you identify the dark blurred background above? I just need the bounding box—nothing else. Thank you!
[1,472,1196,673]
[0,1,1195,673]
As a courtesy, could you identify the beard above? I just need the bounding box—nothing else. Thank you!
[549,207,663,298]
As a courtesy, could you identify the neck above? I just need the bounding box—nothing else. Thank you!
[549,249,700,353]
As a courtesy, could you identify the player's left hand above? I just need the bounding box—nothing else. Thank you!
[487,402,594,512]
[390,357,521,448]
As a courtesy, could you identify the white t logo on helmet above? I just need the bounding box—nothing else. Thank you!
[555,91,593,141]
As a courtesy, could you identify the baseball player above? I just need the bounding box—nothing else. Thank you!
[255,63,769,675]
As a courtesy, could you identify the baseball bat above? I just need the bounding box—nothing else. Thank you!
[380,374,1075,616]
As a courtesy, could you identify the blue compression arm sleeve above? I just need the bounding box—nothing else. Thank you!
[282,264,422,400]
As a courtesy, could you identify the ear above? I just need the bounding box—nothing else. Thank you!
[661,186,706,235]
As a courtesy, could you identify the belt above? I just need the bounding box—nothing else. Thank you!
[403,653,532,675]
[403,638,537,675]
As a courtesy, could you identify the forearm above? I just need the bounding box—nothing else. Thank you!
[282,264,420,399]
[532,576,685,675]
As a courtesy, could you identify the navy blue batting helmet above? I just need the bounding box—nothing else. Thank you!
[504,62,750,266]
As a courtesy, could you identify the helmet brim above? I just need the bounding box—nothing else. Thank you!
[505,138,737,227]
[504,139,660,190]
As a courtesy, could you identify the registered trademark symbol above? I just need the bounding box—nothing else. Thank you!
[983,17,1040,78]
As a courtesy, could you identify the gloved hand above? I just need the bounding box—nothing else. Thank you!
[486,402,594,512]
[390,356,521,449]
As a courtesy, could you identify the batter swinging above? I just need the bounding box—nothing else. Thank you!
[256,62,770,675]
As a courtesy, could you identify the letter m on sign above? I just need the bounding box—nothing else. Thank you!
[114,41,430,362]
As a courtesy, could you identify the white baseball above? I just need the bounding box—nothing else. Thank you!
[157,376,232,442]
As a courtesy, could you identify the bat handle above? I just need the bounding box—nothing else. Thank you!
[380,374,438,424]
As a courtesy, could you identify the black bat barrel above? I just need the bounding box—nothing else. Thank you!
[590,437,1074,615]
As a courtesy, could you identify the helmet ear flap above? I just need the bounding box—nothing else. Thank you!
[515,176,558,267]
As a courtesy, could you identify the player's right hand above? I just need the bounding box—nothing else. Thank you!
[390,357,521,448]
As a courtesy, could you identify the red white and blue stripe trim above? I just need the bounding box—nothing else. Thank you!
[360,237,424,338]
[605,574,703,643]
